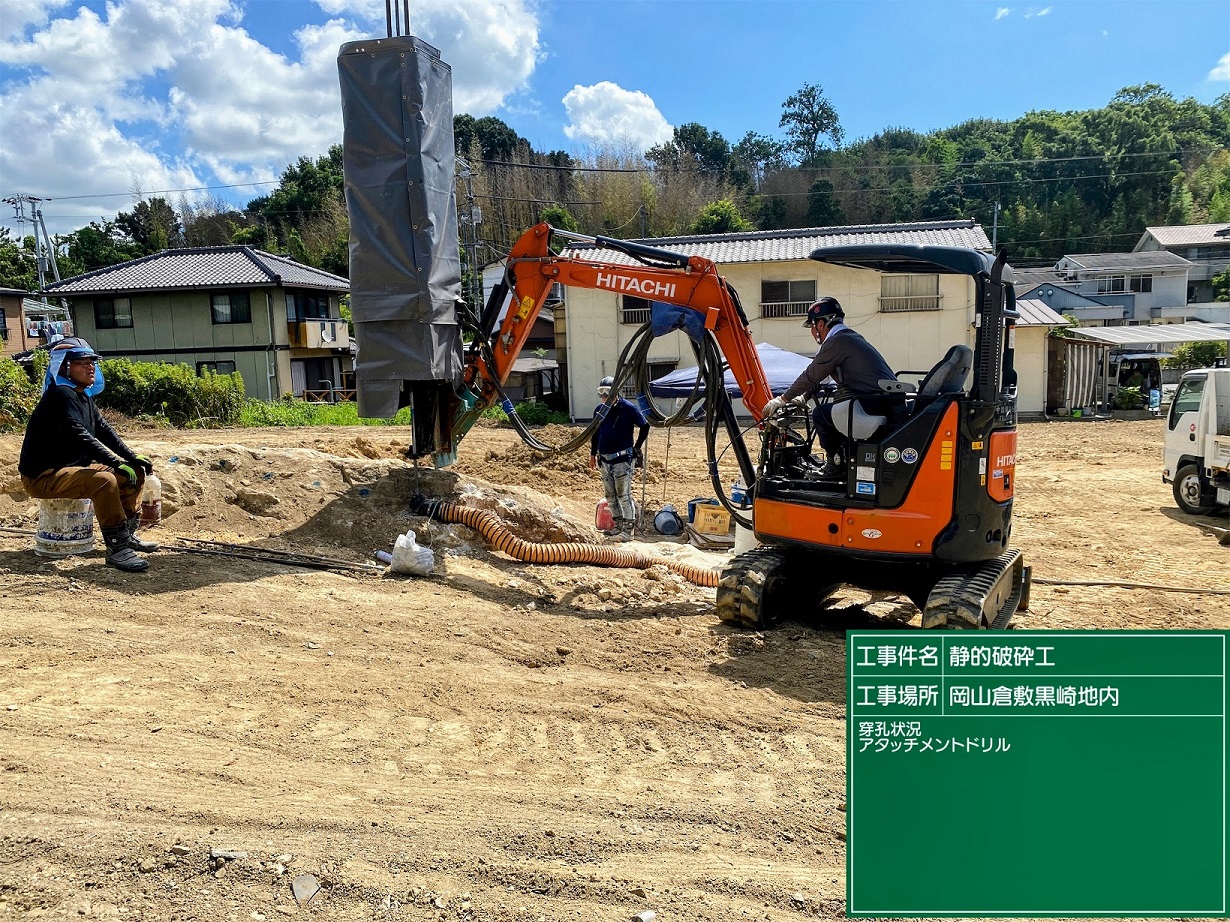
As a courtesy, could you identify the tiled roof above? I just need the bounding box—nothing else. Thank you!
[0,287,29,297]
[47,246,349,295]
[1012,268,1067,294]
[1060,251,1191,271]
[1139,223,1230,247]
[1015,298,1069,327]
[561,220,991,265]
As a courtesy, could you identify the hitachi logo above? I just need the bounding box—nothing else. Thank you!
[996,454,1016,467]
[595,272,676,299]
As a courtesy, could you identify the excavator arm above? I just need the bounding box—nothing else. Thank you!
[446,222,773,461]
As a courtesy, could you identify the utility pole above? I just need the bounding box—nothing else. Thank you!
[4,193,62,292]
[456,159,483,311]
[991,200,1001,252]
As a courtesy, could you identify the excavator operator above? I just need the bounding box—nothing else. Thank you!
[762,297,898,477]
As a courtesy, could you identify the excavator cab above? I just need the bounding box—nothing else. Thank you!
[722,243,1029,631]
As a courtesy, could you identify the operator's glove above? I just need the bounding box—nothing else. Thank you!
[132,455,154,474]
[115,463,138,485]
[762,396,786,416]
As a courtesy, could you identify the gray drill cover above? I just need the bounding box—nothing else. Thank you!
[337,35,463,418]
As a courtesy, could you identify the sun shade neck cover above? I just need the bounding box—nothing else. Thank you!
[338,35,463,418]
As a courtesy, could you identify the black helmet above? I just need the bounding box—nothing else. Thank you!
[599,376,615,388]
[51,336,102,361]
[803,297,843,327]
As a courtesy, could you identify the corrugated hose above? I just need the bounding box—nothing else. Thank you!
[412,495,720,588]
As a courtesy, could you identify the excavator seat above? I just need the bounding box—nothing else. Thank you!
[912,344,973,410]
[831,398,889,441]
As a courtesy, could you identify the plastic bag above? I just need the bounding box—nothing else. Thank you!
[390,529,435,576]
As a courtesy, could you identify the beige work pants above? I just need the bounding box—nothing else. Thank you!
[21,464,144,528]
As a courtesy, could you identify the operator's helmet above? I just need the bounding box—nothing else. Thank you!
[803,297,843,327]
[51,336,102,362]
[598,375,615,398]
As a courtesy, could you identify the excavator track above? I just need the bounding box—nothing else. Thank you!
[716,547,793,630]
[922,549,1027,630]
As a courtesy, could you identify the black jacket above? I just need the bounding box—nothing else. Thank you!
[18,385,136,478]
[783,327,897,401]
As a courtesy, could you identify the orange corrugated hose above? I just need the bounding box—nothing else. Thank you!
[417,497,720,588]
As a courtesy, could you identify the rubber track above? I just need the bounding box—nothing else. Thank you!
[716,547,789,629]
[421,499,720,588]
[922,549,1024,630]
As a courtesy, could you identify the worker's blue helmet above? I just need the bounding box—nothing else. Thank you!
[803,297,843,327]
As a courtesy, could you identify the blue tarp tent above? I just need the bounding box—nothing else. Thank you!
[648,342,812,398]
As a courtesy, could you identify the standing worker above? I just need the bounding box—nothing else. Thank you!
[588,376,649,540]
[762,297,898,477]
[18,338,158,572]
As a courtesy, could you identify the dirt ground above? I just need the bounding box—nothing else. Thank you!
[0,417,1226,922]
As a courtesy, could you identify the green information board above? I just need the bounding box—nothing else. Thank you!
[846,631,1228,916]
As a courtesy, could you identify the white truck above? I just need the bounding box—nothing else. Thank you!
[1163,367,1230,516]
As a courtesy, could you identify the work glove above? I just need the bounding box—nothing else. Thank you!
[132,455,154,474]
[633,447,644,469]
[762,396,786,416]
[115,463,138,485]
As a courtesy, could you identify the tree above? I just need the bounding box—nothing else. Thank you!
[115,197,183,254]
[62,221,138,273]
[689,200,753,234]
[1211,268,1230,302]
[779,82,844,165]
[646,122,731,176]
[804,178,846,226]
[731,132,787,191]
[539,204,578,231]
[1162,340,1227,369]
[0,229,40,291]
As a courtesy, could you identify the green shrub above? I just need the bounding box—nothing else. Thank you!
[1113,386,1143,410]
[97,358,245,427]
[0,356,39,430]
[238,397,412,427]
[511,400,570,425]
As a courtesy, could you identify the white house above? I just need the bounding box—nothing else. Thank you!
[1051,251,1191,324]
[550,219,1053,416]
[1133,222,1230,318]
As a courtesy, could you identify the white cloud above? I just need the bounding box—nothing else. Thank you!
[0,0,542,233]
[994,7,1011,20]
[1210,51,1230,81]
[0,0,72,41]
[561,82,673,150]
[1023,6,1052,18]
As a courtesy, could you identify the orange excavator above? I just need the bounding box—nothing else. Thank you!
[419,222,1029,630]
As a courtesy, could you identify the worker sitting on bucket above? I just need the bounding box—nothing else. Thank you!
[18,338,158,572]
[762,297,898,478]
[589,376,649,540]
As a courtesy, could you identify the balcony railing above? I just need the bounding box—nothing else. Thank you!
[288,318,350,350]
[303,387,357,404]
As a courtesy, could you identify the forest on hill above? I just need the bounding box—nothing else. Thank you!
[1,82,1227,294]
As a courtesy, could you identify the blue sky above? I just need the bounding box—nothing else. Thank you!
[1,0,1228,236]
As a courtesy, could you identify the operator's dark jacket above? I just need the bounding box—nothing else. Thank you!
[590,398,649,462]
[19,385,137,478]
[782,327,897,401]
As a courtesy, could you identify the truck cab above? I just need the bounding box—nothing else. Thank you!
[1163,367,1230,515]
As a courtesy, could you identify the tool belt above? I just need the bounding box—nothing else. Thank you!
[598,448,636,466]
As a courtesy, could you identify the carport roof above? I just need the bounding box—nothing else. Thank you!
[1015,298,1069,327]
[1068,322,1230,346]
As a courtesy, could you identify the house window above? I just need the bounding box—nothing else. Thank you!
[648,360,677,380]
[196,360,237,375]
[286,291,331,321]
[760,280,816,318]
[94,297,133,329]
[880,274,940,312]
[211,291,251,324]
[0,311,8,341]
[1129,275,1153,293]
[1097,276,1126,294]
[621,295,652,325]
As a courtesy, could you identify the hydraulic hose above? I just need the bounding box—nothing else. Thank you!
[412,495,720,588]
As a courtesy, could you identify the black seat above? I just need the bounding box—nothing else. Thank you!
[913,345,972,409]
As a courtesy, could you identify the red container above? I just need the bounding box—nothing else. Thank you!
[595,499,614,532]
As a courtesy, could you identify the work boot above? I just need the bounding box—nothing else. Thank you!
[126,515,159,552]
[102,523,150,573]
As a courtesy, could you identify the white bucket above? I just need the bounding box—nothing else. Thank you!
[733,523,759,555]
[35,499,96,558]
